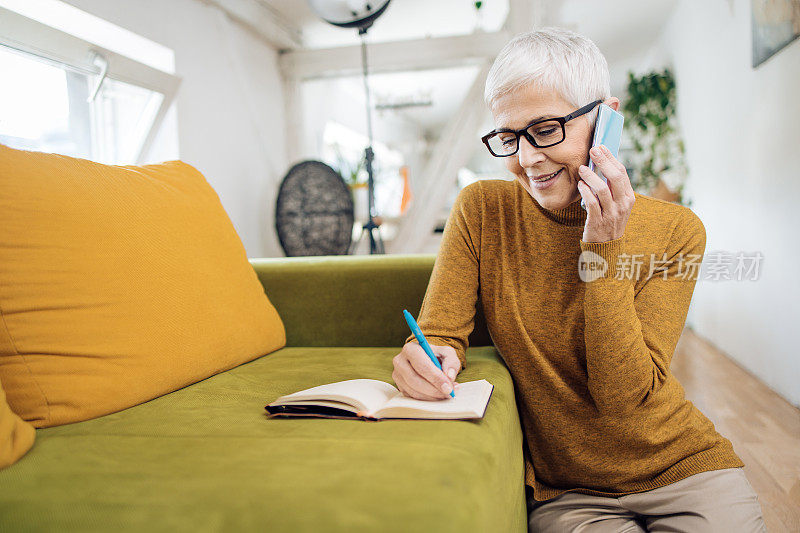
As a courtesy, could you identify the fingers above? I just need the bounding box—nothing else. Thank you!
[588,145,634,200]
[392,366,443,401]
[579,145,636,242]
[392,344,454,400]
[442,354,461,381]
[577,177,602,221]
[397,356,451,399]
[436,346,462,382]
[578,164,613,213]
[406,349,454,398]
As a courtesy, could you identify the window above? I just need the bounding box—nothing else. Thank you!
[0,3,180,164]
[322,121,405,219]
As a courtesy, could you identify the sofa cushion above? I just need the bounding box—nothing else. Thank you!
[0,380,34,468]
[0,145,286,428]
[249,255,493,349]
[0,346,527,532]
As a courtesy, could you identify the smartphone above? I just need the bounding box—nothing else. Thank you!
[580,103,624,210]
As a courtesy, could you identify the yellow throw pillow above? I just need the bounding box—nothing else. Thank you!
[0,379,34,469]
[0,145,286,427]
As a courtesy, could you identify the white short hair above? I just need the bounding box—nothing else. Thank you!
[484,27,611,125]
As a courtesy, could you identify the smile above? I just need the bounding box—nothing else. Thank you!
[531,168,562,183]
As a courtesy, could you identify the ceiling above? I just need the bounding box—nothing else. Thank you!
[264,0,509,48]
[265,0,680,133]
[554,0,680,95]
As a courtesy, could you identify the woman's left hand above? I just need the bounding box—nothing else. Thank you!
[577,145,636,243]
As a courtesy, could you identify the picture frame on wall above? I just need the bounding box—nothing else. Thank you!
[751,0,800,67]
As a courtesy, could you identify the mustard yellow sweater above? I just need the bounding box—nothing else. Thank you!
[405,178,743,502]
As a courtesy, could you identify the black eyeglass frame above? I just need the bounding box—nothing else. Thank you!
[481,99,604,157]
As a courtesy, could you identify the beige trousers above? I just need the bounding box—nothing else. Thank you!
[527,467,767,532]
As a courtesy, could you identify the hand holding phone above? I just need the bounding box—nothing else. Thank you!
[581,104,624,210]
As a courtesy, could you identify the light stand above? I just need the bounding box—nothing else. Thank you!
[349,27,384,254]
[308,0,390,255]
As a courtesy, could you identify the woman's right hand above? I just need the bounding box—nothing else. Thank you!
[392,342,462,400]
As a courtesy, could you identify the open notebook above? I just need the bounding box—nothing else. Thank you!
[265,379,493,421]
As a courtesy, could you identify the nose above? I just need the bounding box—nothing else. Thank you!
[517,134,546,168]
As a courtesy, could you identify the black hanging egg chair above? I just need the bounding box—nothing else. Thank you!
[275,160,354,256]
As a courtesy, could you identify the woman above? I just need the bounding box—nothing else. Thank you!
[392,28,767,532]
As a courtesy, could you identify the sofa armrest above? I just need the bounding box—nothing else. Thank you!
[249,254,491,348]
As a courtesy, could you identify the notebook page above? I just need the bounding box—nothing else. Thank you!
[271,379,400,414]
[375,379,492,417]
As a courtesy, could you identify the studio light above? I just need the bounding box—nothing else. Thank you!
[308,0,392,254]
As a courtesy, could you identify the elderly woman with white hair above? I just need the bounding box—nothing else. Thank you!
[393,28,767,532]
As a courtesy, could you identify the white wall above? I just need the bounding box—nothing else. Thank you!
[65,0,288,258]
[652,0,800,407]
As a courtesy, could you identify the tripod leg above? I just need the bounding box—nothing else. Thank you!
[367,226,385,255]
[350,227,365,255]
[375,226,385,254]
[368,224,377,254]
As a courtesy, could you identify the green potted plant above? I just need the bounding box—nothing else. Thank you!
[330,144,364,185]
[623,68,689,206]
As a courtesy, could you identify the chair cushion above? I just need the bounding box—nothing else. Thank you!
[0,347,527,532]
[0,380,33,469]
[0,145,286,428]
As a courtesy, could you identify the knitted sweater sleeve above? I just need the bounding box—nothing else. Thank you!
[403,182,483,370]
[578,208,706,415]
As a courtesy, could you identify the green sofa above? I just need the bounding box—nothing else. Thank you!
[0,254,527,532]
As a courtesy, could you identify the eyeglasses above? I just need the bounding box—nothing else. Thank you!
[481,99,603,157]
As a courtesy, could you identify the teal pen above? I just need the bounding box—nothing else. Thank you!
[402,309,455,398]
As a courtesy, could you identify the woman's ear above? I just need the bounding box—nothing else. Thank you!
[604,96,621,112]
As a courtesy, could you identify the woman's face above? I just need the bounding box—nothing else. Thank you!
[490,83,619,211]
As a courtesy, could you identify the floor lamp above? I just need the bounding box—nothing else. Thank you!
[308,0,392,254]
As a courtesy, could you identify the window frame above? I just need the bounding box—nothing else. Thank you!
[0,6,181,163]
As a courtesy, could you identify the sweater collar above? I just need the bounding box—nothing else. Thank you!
[517,179,587,227]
